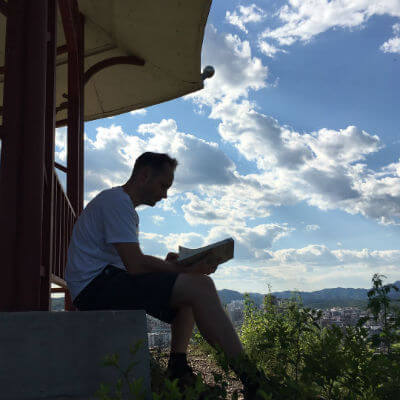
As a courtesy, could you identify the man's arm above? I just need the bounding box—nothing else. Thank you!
[114,242,221,276]
[113,242,181,275]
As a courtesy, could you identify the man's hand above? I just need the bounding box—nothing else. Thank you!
[184,255,219,275]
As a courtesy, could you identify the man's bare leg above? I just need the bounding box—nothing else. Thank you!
[170,274,244,360]
[169,274,270,399]
[170,305,195,353]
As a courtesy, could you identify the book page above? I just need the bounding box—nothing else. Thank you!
[177,238,234,267]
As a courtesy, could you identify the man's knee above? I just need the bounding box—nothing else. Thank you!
[170,274,216,308]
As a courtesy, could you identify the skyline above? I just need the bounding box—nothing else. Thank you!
[51,1,400,294]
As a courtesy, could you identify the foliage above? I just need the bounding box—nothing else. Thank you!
[93,336,239,400]
[93,339,147,400]
[233,274,400,399]
[94,274,400,399]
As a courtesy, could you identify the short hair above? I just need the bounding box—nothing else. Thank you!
[130,152,177,180]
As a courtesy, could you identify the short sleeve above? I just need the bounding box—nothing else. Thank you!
[101,194,139,244]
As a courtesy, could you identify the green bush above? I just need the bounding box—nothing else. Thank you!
[236,274,400,399]
[94,274,400,400]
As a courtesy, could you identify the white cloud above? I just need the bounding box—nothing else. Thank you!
[212,244,400,293]
[258,40,287,58]
[207,98,400,224]
[267,245,400,269]
[181,175,285,228]
[78,119,237,205]
[306,224,320,231]
[137,119,237,189]
[226,4,266,34]
[141,221,293,265]
[55,128,67,163]
[130,109,147,116]
[188,25,268,107]
[140,231,205,254]
[152,215,165,225]
[260,1,400,50]
[380,22,400,54]
[253,244,400,291]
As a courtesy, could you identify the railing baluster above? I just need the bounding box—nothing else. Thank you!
[50,168,76,288]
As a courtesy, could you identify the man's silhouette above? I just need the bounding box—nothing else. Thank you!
[66,152,269,399]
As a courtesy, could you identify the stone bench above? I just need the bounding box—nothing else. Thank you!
[0,310,152,400]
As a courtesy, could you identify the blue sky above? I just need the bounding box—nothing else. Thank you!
[54,0,400,294]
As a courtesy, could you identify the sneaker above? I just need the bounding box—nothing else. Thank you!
[242,386,268,400]
[166,363,199,391]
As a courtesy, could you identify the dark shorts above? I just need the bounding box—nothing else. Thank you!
[72,265,180,324]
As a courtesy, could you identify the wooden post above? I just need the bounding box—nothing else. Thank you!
[40,0,58,311]
[0,0,49,311]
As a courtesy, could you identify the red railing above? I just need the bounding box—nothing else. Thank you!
[48,166,77,309]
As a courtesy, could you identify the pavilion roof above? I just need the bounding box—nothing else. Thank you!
[0,0,212,124]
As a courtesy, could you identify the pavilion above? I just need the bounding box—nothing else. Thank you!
[0,0,213,312]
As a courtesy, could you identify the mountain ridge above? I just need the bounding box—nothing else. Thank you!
[217,280,400,308]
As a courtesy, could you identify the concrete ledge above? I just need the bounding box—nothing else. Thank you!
[0,310,151,400]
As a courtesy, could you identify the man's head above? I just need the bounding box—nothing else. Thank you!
[126,152,177,207]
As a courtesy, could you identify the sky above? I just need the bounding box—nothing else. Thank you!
[53,0,400,294]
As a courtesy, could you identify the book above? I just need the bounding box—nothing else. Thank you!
[177,238,234,268]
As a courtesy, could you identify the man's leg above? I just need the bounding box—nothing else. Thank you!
[166,305,196,383]
[170,305,195,353]
[169,274,269,398]
[170,274,243,359]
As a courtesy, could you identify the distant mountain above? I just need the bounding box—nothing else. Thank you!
[217,289,264,307]
[217,281,400,309]
[273,280,400,308]
[50,281,400,311]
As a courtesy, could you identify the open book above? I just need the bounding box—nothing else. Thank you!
[177,238,234,268]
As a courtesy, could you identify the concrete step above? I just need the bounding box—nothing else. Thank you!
[0,310,151,400]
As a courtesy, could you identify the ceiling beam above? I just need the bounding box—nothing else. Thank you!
[84,55,145,84]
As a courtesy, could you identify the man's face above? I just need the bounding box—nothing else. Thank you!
[142,164,174,206]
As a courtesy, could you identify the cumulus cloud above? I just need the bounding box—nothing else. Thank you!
[266,244,400,269]
[226,4,266,34]
[246,244,400,291]
[55,128,67,163]
[211,243,400,293]
[306,224,320,231]
[130,108,147,116]
[380,22,400,54]
[181,174,290,228]
[141,221,293,264]
[260,1,400,50]
[140,231,205,254]
[183,18,400,225]
[258,40,287,58]
[207,97,400,224]
[60,119,237,205]
[137,119,237,189]
[188,25,268,107]
[152,215,165,225]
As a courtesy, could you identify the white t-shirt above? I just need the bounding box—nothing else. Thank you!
[65,186,139,302]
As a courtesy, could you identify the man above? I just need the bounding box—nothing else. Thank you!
[65,152,270,399]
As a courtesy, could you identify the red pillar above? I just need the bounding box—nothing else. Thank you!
[40,0,58,310]
[59,0,85,216]
[0,0,49,311]
[59,0,85,311]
